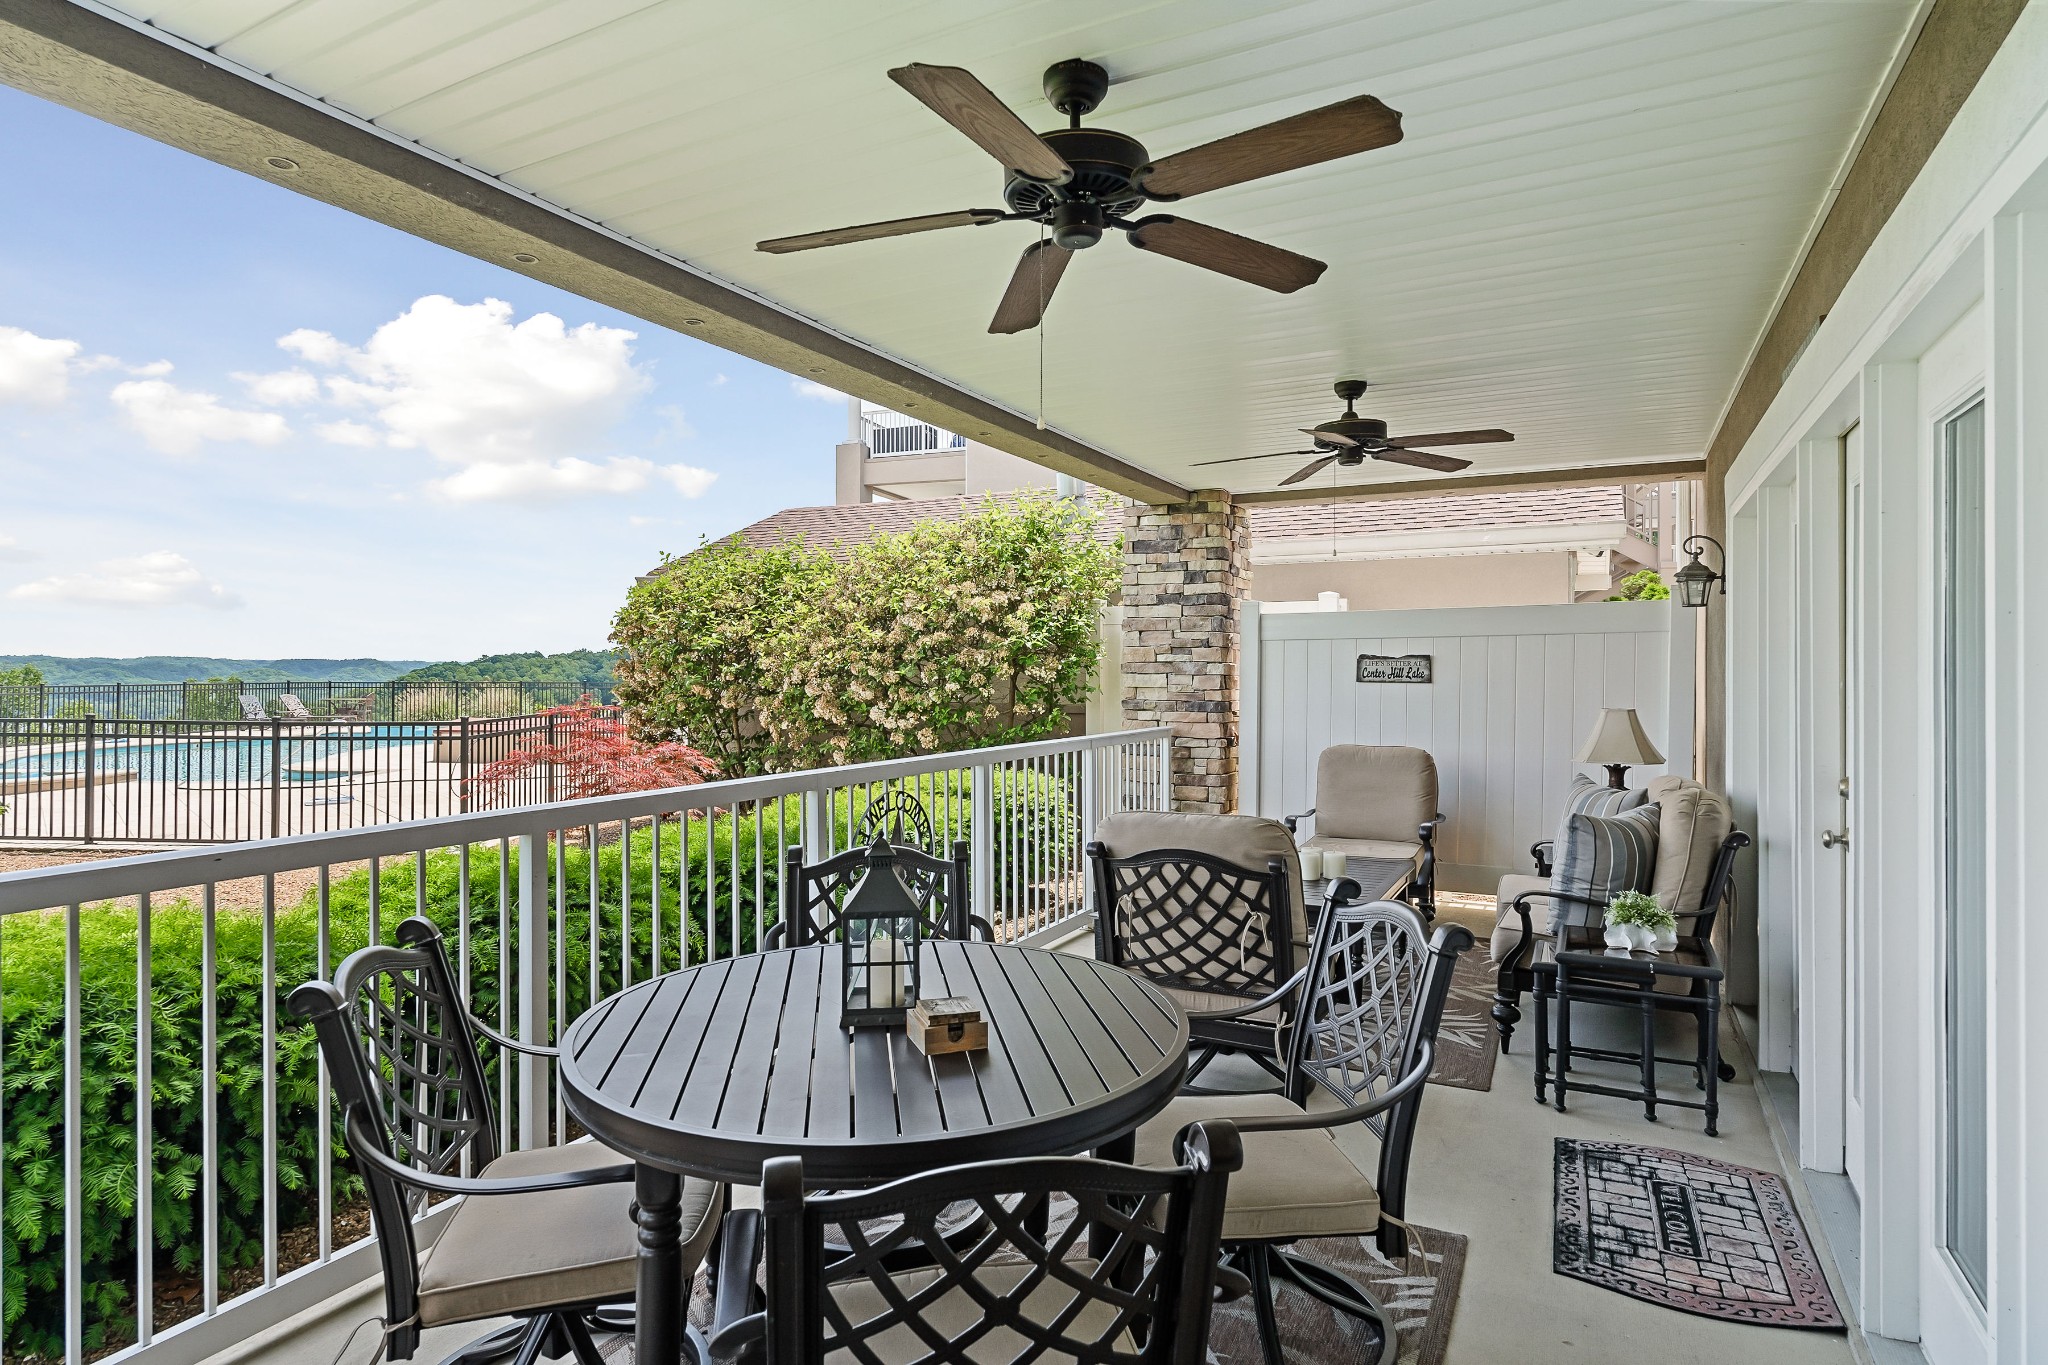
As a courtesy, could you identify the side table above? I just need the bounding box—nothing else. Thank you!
[1530,926,1731,1135]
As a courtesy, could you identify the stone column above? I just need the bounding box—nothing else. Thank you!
[1120,491,1250,813]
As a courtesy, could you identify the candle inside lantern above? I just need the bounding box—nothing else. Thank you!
[867,928,903,1008]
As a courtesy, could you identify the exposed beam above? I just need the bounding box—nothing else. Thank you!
[0,0,1188,504]
[1231,458,1704,507]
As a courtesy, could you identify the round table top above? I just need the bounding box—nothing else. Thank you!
[558,940,1189,1186]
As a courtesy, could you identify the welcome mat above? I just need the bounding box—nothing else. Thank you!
[1553,1138,1845,1329]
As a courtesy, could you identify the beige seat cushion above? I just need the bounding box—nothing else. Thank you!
[1160,984,1286,1025]
[1313,746,1438,844]
[417,1142,723,1327]
[1491,873,1552,963]
[1134,1093,1380,1242]
[1095,810,1308,946]
[827,1259,1129,1363]
[1642,776,1732,925]
[1299,834,1423,868]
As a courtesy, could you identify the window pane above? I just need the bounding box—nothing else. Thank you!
[1943,397,1988,1301]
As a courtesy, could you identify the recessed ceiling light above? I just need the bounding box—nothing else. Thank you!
[511,252,539,264]
[808,368,823,375]
[265,156,299,171]
[682,317,703,326]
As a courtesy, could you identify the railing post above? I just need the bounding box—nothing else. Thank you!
[802,786,831,864]
[1156,732,1171,811]
[269,720,283,840]
[970,763,995,931]
[81,713,95,845]
[1078,746,1099,917]
[459,715,472,814]
[516,828,549,1150]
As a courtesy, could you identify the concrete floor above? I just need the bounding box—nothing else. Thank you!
[201,931,1869,1365]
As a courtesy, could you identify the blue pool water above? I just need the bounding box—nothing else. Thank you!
[0,725,437,784]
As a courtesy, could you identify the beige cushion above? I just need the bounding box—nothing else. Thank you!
[1095,811,1308,946]
[1160,984,1286,1025]
[1643,776,1732,922]
[1134,1094,1380,1241]
[1491,873,1552,963]
[1299,834,1423,868]
[827,1260,1129,1363]
[417,1142,723,1327]
[1312,746,1438,843]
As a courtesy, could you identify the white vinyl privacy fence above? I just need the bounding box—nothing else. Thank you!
[1242,601,1692,890]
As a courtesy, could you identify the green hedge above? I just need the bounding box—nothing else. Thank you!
[0,776,1075,1356]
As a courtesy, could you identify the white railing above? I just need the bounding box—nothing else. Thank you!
[0,727,1170,1365]
[861,410,967,456]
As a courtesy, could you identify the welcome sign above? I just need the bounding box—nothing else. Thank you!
[1356,653,1433,684]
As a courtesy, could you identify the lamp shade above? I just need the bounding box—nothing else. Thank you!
[1575,708,1665,766]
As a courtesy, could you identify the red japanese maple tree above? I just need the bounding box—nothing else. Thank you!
[465,697,717,807]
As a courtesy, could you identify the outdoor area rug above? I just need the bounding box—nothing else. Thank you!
[639,1215,1466,1365]
[1553,1137,1845,1329]
[1426,943,1498,1092]
[1208,1225,1467,1365]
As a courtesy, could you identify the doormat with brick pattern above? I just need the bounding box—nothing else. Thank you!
[1553,1138,1845,1329]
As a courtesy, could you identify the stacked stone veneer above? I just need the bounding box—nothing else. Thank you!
[1121,492,1250,813]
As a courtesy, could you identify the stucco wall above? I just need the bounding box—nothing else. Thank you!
[1250,552,1574,610]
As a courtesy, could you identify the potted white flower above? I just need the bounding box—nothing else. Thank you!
[1605,889,1677,953]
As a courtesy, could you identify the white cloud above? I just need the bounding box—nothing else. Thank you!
[9,551,242,609]
[656,404,695,439]
[278,328,347,366]
[110,378,290,455]
[0,325,83,404]
[710,373,729,386]
[315,419,381,447]
[430,456,715,503]
[791,379,843,402]
[234,368,320,405]
[127,359,174,378]
[0,533,35,562]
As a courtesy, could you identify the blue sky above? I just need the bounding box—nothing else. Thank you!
[0,83,845,660]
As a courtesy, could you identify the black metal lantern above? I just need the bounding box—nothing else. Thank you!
[1673,534,1726,609]
[839,840,924,1028]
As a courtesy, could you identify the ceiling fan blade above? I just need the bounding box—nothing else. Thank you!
[889,64,1073,183]
[1381,428,1514,447]
[1279,455,1340,487]
[989,240,1073,334]
[1375,447,1474,473]
[1301,427,1357,448]
[1189,449,1320,467]
[1127,216,1326,293]
[758,209,1007,254]
[1137,94,1403,200]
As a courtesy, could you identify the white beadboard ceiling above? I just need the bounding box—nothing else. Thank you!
[101,0,1917,495]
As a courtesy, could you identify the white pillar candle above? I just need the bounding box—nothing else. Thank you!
[867,930,903,1008]
[1323,850,1349,881]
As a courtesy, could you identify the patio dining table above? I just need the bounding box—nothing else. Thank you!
[558,939,1191,1365]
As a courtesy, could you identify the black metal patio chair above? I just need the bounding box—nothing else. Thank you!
[770,836,982,948]
[707,1121,1244,1365]
[288,917,725,1365]
[1133,898,1472,1365]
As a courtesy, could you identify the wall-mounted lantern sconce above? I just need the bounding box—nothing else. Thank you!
[1673,535,1726,608]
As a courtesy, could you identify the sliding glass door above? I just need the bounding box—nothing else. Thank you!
[1941,397,1988,1303]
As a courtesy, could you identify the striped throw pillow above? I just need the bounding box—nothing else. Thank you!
[1548,803,1662,931]
[1559,772,1649,826]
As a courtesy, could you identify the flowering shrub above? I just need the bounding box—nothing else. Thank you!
[613,492,1119,772]
[464,698,717,806]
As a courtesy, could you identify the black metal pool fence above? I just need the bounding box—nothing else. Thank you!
[0,676,613,722]
[0,711,593,843]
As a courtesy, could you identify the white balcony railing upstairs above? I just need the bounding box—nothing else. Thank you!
[0,726,1171,1365]
[861,409,967,457]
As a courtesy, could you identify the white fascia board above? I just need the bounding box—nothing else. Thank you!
[1251,519,1631,565]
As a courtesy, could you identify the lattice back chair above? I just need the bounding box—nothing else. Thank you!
[771,837,981,949]
[1089,812,1304,1089]
[290,917,723,1365]
[709,1123,1244,1365]
[1132,898,1472,1365]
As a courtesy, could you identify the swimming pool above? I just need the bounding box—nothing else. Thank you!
[0,725,438,785]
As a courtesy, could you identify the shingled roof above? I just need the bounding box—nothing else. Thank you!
[700,485,1626,563]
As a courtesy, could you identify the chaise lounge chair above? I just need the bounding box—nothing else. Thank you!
[237,693,269,721]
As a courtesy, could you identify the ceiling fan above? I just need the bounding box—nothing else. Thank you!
[1194,379,1514,485]
[757,59,1403,333]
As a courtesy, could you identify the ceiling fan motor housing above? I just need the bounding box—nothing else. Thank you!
[1003,126,1150,230]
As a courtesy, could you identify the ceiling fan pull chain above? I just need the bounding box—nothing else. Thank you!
[1036,220,1047,430]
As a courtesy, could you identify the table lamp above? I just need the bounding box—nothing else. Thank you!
[1576,707,1665,789]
